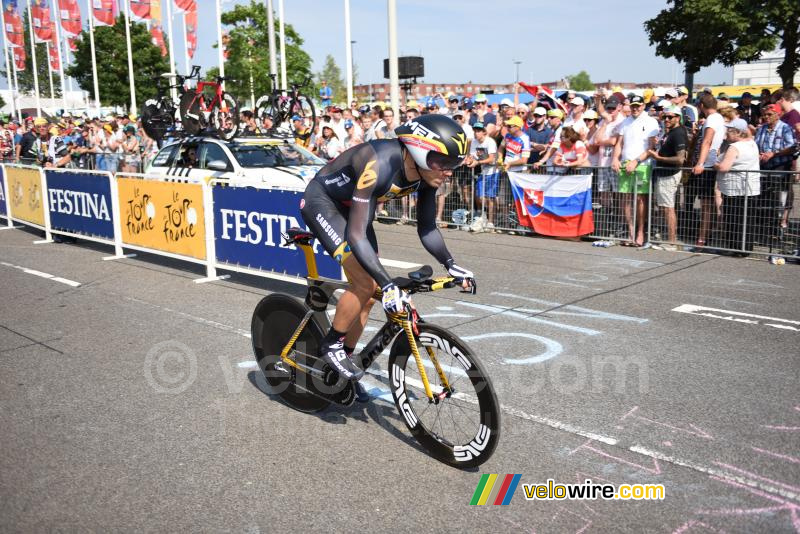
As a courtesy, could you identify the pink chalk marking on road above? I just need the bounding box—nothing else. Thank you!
[762,425,800,431]
[570,440,661,475]
[752,446,800,465]
[713,462,800,494]
[672,519,726,534]
[664,441,673,447]
[620,405,713,439]
[704,475,800,532]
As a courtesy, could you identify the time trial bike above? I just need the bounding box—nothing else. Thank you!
[179,66,240,141]
[254,74,315,138]
[250,228,500,468]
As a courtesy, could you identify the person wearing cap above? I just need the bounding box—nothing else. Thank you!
[329,106,348,140]
[647,104,689,248]
[533,109,565,169]
[46,125,72,168]
[755,102,796,229]
[499,115,531,173]
[589,95,626,214]
[687,93,726,246]
[674,86,698,132]
[319,80,332,109]
[738,92,759,127]
[445,95,461,117]
[290,115,311,148]
[714,118,760,254]
[466,121,499,230]
[315,123,343,161]
[583,109,601,167]
[470,94,497,135]
[342,119,363,150]
[526,106,552,164]
[16,117,49,165]
[120,124,141,173]
[0,118,14,162]
[611,95,660,246]
[565,96,588,140]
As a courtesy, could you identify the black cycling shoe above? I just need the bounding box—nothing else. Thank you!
[320,339,364,381]
[354,381,370,403]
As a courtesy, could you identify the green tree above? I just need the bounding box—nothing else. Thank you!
[645,0,799,91]
[207,0,312,105]
[66,15,169,110]
[0,8,60,101]
[566,71,594,91]
[316,55,345,106]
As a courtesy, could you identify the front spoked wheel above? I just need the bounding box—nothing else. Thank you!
[251,294,330,413]
[212,92,239,140]
[388,323,500,468]
[290,94,315,133]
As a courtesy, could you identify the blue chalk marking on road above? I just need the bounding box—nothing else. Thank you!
[463,332,563,365]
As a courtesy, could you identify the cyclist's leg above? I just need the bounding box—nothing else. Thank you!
[301,182,369,380]
[341,224,378,349]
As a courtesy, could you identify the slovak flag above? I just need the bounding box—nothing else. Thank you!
[508,171,594,237]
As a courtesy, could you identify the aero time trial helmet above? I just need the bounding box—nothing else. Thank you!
[395,114,469,171]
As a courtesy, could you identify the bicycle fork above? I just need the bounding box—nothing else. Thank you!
[398,315,453,404]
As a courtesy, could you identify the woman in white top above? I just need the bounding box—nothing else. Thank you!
[316,124,343,161]
[714,118,760,254]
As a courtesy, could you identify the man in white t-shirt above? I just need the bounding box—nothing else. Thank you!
[611,95,660,246]
[466,121,499,230]
[689,93,725,246]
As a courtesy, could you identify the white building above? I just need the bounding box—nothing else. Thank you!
[732,49,800,86]
[1,89,90,117]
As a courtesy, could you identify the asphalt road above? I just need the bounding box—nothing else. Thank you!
[1,222,798,533]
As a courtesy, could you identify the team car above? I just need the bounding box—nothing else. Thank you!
[145,136,325,190]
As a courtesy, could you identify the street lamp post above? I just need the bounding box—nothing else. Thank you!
[513,60,522,83]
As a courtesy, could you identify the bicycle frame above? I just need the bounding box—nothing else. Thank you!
[277,238,454,403]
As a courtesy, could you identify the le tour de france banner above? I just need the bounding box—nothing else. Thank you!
[117,178,206,259]
[212,186,342,280]
[44,170,115,239]
[508,171,594,237]
[5,166,45,227]
[0,166,7,218]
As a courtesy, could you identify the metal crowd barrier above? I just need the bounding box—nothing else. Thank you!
[378,163,799,259]
[0,164,343,285]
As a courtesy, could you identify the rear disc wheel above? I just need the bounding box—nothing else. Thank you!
[251,294,329,413]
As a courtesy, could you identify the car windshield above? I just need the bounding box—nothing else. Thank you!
[228,142,324,168]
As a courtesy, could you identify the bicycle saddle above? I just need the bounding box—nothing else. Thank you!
[284,227,315,246]
[393,265,433,289]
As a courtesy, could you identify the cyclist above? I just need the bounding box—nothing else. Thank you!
[301,114,476,393]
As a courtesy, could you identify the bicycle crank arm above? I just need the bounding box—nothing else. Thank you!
[282,350,326,379]
[291,378,356,408]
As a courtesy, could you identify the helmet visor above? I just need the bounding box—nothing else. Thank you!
[426,151,463,170]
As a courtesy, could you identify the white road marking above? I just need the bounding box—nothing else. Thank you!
[672,304,799,332]
[456,301,602,336]
[380,258,422,269]
[493,293,649,324]
[238,361,258,368]
[0,261,81,287]
[462,332,563,365]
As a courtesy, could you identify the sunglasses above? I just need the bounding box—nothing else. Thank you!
[664,114,679,119]
[517,112,526,116]
[585,118,597,122]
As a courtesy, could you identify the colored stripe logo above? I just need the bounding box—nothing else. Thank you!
[470,474,522,505]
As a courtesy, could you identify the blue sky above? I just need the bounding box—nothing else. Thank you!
[2,0,732,91]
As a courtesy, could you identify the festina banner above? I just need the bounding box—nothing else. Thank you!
[92,0,116,26]
[508,171,594,237]
[173,0,194,13]
[48,37,59,70]
[185,6,196,58]
[31,0,53,43]
[150,24,166,56]
[58,0,81,36]
[13,45,25,70]
[3,0,24,48]
[130,0,151,21]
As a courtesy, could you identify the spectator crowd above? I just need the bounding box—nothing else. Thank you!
[2,82,798,253]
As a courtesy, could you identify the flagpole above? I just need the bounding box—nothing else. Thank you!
[344,0,352,105]
[215,0,224,87]
[86,0,101,115]
[122,0,136,112]
[278,0,285,90]
[182,11,189,75]
[265,0,276,78]
[53,0,67,111]
[0,7,18,120]
[47,47,54,102]
[26,0,42,115]
[165,0,177,102]
[12,51,22,120]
